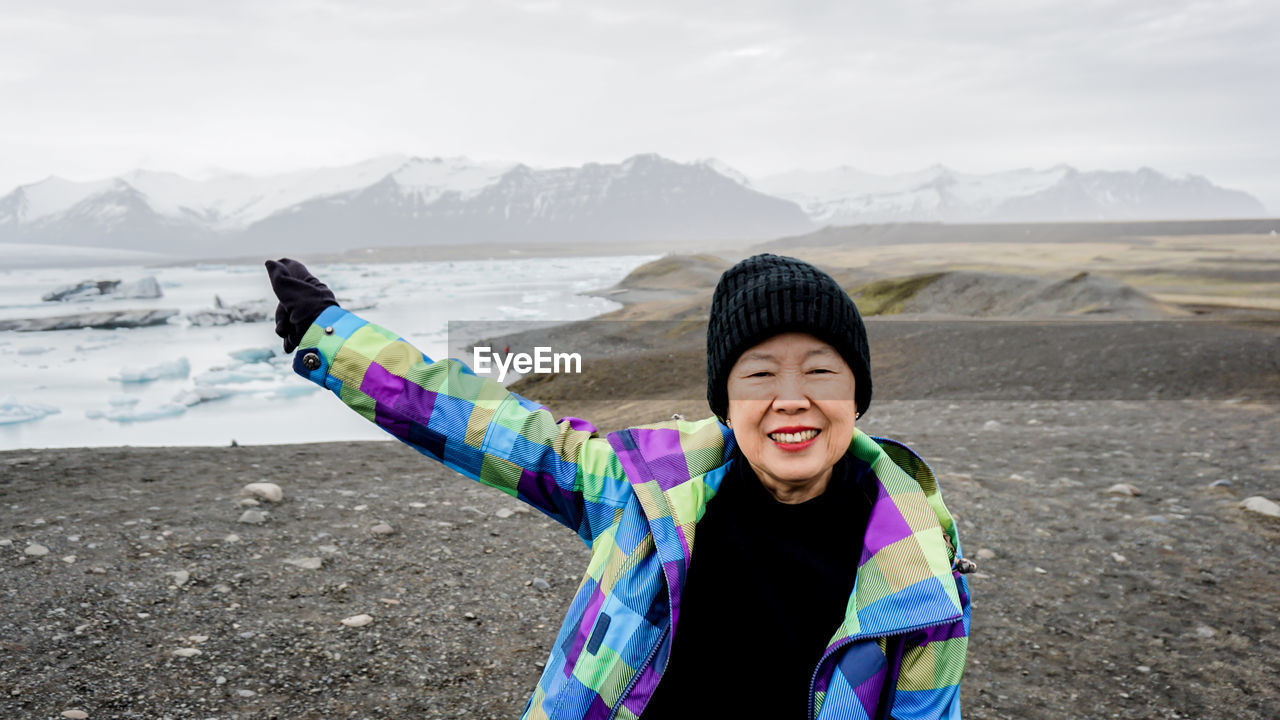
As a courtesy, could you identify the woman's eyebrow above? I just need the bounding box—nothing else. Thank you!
[740,347,839,363]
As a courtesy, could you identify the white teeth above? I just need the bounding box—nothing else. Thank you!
[769,429,819,444]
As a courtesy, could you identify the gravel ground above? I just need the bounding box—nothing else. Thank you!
[2,319,1278,720]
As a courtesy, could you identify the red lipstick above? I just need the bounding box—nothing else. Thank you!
[768,426,821,452]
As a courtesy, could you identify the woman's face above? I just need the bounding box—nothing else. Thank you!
[725,332,858,504]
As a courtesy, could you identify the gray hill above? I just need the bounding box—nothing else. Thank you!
[758,217,1280,251]
[581,254,1181,323]
[848,270,1185,319]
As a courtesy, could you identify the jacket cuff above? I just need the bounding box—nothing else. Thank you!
[291,305,352,385]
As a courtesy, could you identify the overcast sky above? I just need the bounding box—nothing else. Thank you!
[2,0,1277,210]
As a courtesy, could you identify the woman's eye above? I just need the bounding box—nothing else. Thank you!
[747,371,772,378]
[807,368,834,374]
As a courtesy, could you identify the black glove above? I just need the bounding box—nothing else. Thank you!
[265,258,338,353]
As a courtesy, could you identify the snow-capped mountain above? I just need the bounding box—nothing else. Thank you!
[240,154,812,254]
[755,165,1267,223]
[0,155,1267,259]
[0,155,812,256]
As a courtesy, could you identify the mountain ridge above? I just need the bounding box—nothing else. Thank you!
[0,155,1268,257]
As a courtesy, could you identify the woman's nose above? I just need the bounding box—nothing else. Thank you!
[771,375,812,411]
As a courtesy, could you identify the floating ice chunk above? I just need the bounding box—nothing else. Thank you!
[18,346,54,356]
[195,363,276,385]
[229,347,277,364]
[113,357,191,383]
[495,305,544,320]
[173,386,233,407]
[79,333,124,347]
[0,396,61,425]
[266,384,319,400]
[108,395,141,407]
[43,280,119,302]
[113,277,163,299]
[88,403,187,422]
[3,309,177,332]
[339,296,379,311]
[522,291,555,304]
[75,342,114,351]
[186,300,273,327]
[41,276,161,302]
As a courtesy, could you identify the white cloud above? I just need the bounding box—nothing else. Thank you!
[0,0,1276,210]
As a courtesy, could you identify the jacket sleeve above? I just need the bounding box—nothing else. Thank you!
[889,573,970,720]
[291,306,632,544]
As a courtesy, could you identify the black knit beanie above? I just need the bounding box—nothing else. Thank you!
[706,253,871,420]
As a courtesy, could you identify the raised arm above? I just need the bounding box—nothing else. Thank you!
[266,260,631,544]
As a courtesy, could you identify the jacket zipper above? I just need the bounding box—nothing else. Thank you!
[807,615,960,720]
[606,623,670,720]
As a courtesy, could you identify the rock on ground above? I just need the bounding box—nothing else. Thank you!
[241,482,284,503]
[1240,496,1280,518]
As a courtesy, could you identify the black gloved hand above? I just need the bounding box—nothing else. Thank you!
[265,258,338,353]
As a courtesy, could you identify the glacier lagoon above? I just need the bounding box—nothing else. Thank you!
[0,253,654,450]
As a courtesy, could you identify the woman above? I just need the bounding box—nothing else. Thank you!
[266,253,972,719]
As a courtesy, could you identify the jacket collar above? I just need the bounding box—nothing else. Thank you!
[606,418,964,641]
[831,430,964,643]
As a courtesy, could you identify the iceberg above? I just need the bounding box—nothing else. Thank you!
[0,309,178,332]
[172,386,233,407]
[41,277,163,302]
[42,280,120,302]
[186,299,273,327]
[114,277,163,300]
[195,363,276,385]
[87,403,187,423]
[112,357,191,383]
[339,296,380,311]
[75,340,122,351]
[17,346,54,356]
[229,347,278,364]
[266,384,319,400]
[108,395,141,407]
[0,396,61,425]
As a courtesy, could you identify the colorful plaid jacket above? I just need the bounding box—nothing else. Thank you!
[293,306,971,720]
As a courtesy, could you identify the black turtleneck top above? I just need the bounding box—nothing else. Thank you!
[640,449,873,718]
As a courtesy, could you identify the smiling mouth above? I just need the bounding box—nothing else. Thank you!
[768,429,820,444]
